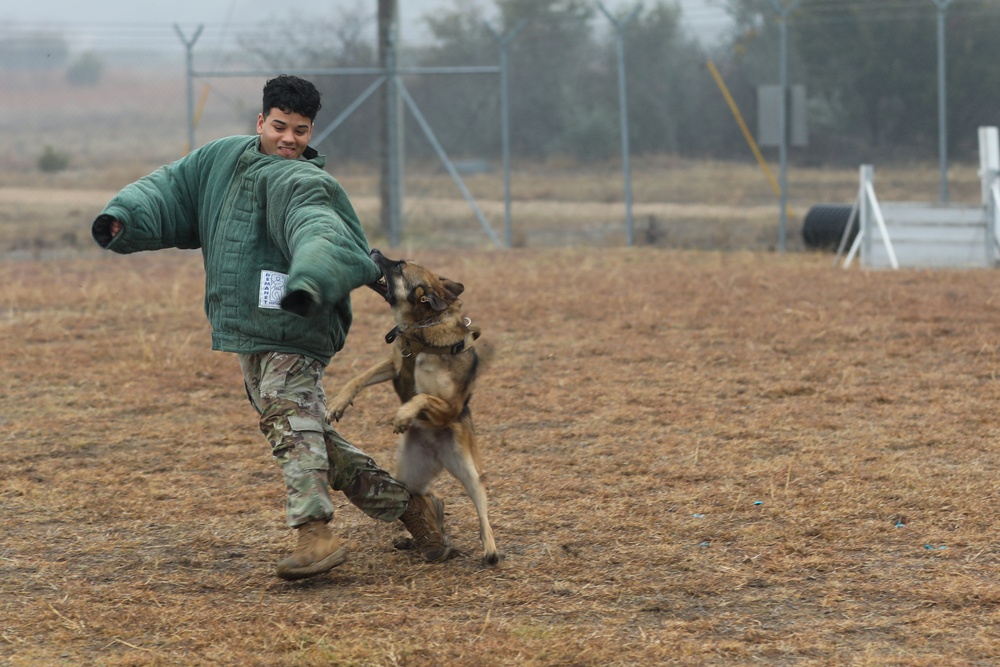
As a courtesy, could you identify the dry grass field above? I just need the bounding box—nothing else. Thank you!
[2,244,999,666]
[1,65,999,666]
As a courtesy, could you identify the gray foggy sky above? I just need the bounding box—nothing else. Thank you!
[2,1,731,51]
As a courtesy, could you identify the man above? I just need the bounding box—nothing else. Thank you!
[92,75,451,581]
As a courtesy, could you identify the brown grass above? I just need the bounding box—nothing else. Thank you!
[2,246,998,666]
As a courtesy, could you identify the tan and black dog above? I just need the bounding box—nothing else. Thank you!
[328,249,498,565]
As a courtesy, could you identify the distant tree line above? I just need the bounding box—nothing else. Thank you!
[723,0,1000,163]
[17,0,972,167]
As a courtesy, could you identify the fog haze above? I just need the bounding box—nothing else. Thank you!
[2,0,731,52]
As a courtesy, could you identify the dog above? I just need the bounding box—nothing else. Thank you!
[328,249,498,565]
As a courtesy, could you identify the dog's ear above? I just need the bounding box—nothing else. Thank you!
[414,285,448,311]
[417,279,463,311]
[420,290,450,311]
[441,278,464,299]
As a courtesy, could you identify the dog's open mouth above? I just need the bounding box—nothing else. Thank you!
[367,274,389,300]
[367,248,394,302]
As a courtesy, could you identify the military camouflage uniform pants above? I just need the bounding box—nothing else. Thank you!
[238,351,410,528]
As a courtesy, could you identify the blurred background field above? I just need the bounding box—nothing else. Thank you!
[2,0,999,255]
[0,60,986,256]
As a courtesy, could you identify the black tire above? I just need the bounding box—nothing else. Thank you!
[802,204,856,251]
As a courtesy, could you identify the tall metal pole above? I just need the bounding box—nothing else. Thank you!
[933,0,952,203]
[498,36,513,249]
[174,24,203,154]
[767,0,799,253]
[777,8,789,252]
[487,20,527,249]
[598,2,642,247]
[379,0,402,246]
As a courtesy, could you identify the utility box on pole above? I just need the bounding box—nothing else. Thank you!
[758,85,808,148]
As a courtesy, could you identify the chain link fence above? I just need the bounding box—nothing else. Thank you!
[2,1,999,252]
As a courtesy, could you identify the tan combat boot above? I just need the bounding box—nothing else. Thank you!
[276,519,348,581]
[399,493,452,563]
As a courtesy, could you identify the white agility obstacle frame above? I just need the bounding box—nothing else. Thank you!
[839,127,1000,269]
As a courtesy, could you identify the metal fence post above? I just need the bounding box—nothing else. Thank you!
[487,19,527,249]
[598,2,642,247]
[933,0,952,204]
[174,24,204,154]
[766,0,800,253]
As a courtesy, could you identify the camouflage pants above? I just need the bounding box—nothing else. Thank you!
[238,351,410,528]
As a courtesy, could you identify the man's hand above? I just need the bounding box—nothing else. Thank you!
[280,289,316,317]
[92,214,122,247]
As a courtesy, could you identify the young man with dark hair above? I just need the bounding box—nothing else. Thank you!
[91,75,451,581]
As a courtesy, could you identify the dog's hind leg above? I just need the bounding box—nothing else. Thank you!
[442,420,499,566]
[393,429,453,561]
[394,428,445,495]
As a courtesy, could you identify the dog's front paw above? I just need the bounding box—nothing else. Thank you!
[391,415,412,433]
[391,407,415,433]
[327,399,352,422]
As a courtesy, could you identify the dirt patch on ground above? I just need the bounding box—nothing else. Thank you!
[1,247,997,666]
